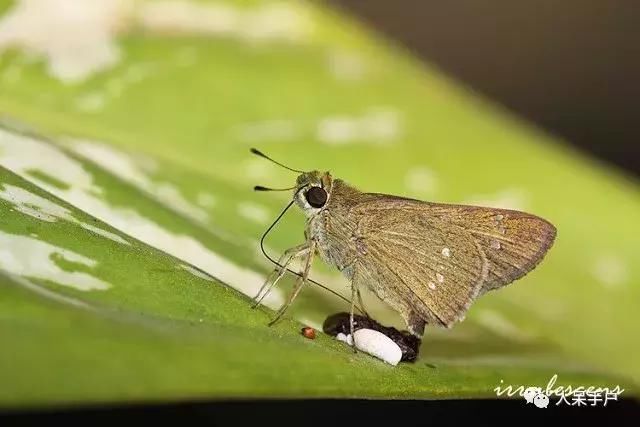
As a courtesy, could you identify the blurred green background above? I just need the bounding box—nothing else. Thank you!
[0,0,638,406]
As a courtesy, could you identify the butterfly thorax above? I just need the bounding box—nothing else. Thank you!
[304,179,363,277]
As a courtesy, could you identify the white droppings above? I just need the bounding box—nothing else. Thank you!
[0,129,284,308]
[591,254,628,289]
[352,328,402,366]
[0,231,111,291]
[441,247,451,257]
[435,273,444,283]
[404,166,438,196]
[336,332,353,346]
[0,182,129,245]
[237,201,270,225]
[180,263,214,282]
[428,281,437,290]
[0,0,130,83]
[67,139,209,224]
[490,240,502,250]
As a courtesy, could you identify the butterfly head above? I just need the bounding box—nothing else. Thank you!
[294,170,333,216]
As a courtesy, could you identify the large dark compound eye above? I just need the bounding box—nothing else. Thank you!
[305,186,327,208]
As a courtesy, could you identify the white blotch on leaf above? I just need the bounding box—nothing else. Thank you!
[404,166,438,196]
[234,119,299,143]
[75,92,106,113]
[317,108,402,145]
[428,281,436,290]
[0,231,111,291]
[591,254,628,289]
[180,263,214,282]
[0,0,130,83]
[237,201,270,225]
[138,1,313,44]
[441,247,451,257]
[0,0,312,84]
[327,50,367,81]
[67,140,209,224]
[196,192,216,209]
[474,309,533,342]
[0,182,129,245]
[464,187,529,211]
[435,273,444,283]
[1,64,21,83]
[0,129,285,308]
[175,46,198,67]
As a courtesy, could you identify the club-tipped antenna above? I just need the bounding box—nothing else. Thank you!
[250,148,304,173]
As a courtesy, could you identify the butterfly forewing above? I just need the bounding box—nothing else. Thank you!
[341,192,556,328]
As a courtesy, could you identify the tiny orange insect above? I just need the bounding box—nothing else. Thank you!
[301,326,316,339]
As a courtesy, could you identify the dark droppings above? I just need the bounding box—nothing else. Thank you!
[322,312,422,362]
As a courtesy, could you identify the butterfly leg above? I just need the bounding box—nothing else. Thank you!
[356,287,370,318]
[349,281,359,354]
[268,240,316,326]
[252,242,310,308]
[407,311,426,337]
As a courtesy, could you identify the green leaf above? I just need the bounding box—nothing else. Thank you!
[0,0,638,406]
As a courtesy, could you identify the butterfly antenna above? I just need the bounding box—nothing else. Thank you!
[250,148,304,173]
[258,196,365,314]
[254,185,296,192]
